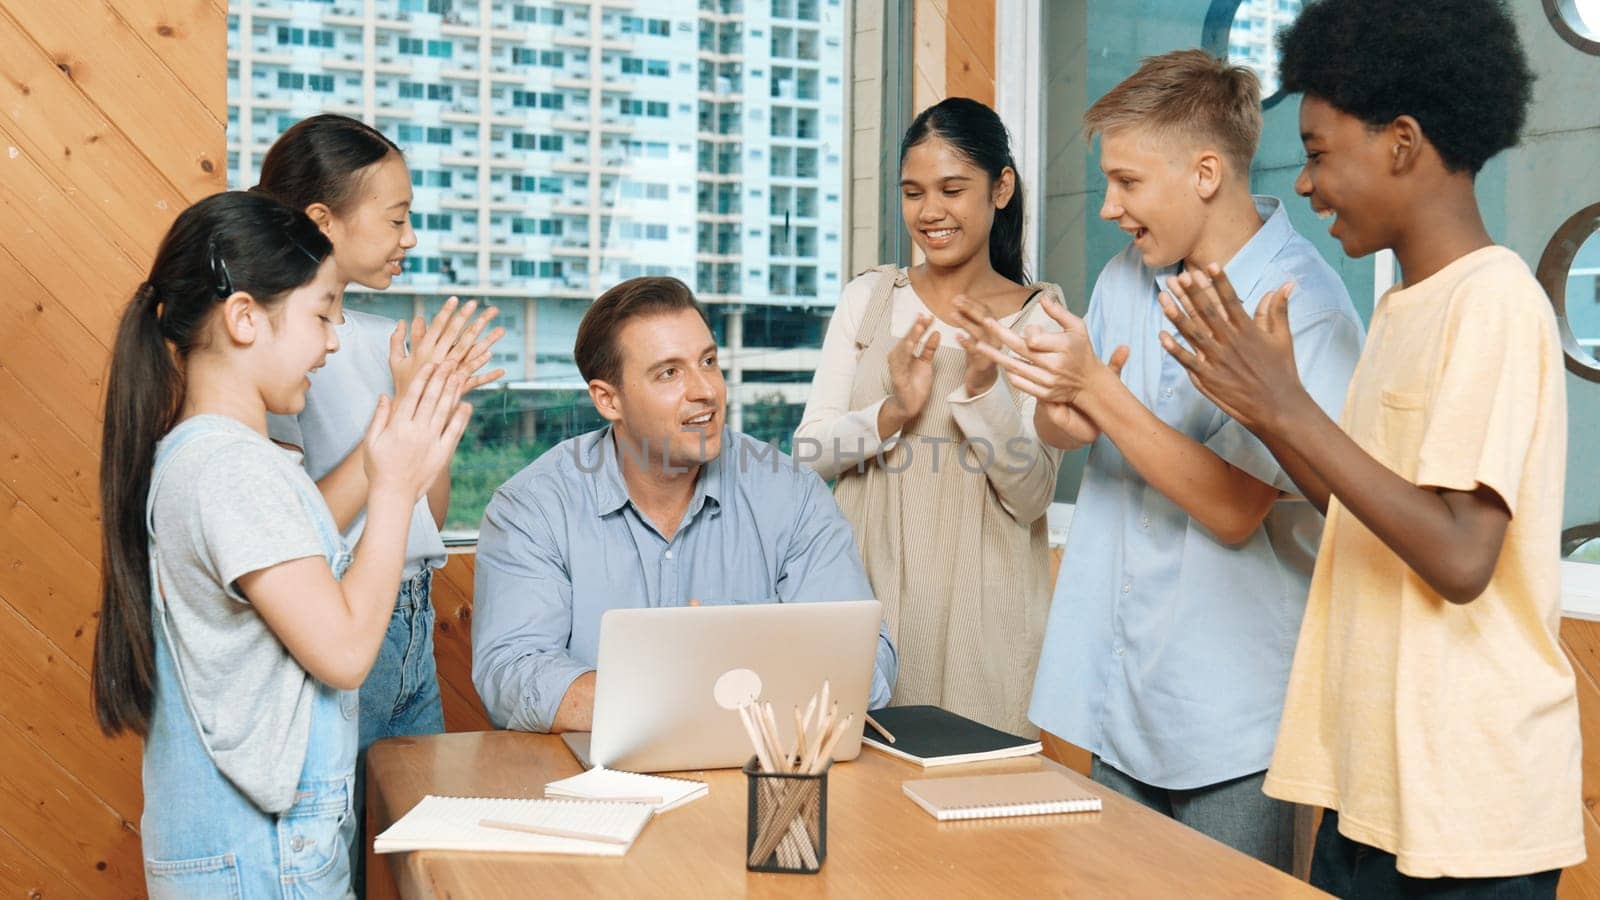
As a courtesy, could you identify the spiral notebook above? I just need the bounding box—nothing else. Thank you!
[902,771,1102,821]
[373,795,653,855]
[543,767,708,813]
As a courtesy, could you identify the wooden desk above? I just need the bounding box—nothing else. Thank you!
[366,731,1325,898]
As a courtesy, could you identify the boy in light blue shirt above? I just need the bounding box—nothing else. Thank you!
[971,49,1362,871]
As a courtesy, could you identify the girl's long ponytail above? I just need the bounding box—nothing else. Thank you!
[93,281,177,736]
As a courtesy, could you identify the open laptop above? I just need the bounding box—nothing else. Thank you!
[561,600,882,773]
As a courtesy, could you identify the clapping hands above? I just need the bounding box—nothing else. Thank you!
[1156,264,1300,432]
[388,297,507,400]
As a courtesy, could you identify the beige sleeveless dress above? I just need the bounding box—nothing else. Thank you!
[831,266,1061,736]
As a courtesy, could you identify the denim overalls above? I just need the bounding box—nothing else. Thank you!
[139,417,359,899]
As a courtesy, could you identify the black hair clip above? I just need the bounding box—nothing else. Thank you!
[209,236,233,298]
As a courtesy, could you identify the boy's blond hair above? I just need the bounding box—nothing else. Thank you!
[1084,49,1262,174]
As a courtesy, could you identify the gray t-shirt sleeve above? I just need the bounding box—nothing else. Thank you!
[194,442,327,602]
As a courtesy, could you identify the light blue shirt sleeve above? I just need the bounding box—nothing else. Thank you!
[1203,303,1363,494]
[1083,270,1109,357]
[776,471,898,708]
[266,412,304,451]
[471,484,592,733]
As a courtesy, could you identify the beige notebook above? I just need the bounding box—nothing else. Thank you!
[902,771,1103,821]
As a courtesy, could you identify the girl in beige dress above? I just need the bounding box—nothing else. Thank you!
[795,98,1064,734]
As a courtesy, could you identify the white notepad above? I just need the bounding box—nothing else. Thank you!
[544,767,708,813]
[373,795,653,856]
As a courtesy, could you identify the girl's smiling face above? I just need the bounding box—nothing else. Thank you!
[260,257,343,415]
[320,152,418,293]
[899,136,1013,271]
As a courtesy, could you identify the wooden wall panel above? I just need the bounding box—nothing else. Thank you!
[943,0,995,108]
[431,553,493,734]
[0,0,224,895]
[911,0,996,113]
[1562,618,1600,899]
[912,0,947,114]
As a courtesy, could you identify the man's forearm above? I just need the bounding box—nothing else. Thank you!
[1260,396,1506,602]
[551,670,596,733]
[1258,429,1331,513]
[1033,402,1097,450]
[1074,366,1277,544]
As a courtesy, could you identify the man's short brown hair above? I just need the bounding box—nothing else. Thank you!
[574,276,710,384]
[1084,49,1262,173]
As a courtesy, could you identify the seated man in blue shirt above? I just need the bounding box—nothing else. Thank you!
[473,276,897,733]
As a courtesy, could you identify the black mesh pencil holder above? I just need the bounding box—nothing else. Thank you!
[743,756,830,874]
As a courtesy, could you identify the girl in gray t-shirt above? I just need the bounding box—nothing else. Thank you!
[92,191,471,897]
[252,114,505,890]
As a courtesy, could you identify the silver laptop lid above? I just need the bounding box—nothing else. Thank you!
[586,600,882,773]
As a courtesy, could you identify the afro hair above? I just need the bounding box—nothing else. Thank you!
[1277,0,1534,174]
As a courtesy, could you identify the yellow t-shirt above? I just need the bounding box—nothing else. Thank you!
[1262,246,1583,878]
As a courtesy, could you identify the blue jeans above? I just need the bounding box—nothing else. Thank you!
[1311,810,1561,899]
[1092,756,1296,873]
[351,570,445,892]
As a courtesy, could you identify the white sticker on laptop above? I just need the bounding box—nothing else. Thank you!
[713,667,763,709]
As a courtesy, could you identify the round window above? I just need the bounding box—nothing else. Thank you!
[1537,203,1600,381]
[1203,0,1304,107]
[1545,0,1600,54]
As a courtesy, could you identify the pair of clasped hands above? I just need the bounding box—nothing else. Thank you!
[882,266,1303,437]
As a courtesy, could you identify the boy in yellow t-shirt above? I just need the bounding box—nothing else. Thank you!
[1155,0,1582,896]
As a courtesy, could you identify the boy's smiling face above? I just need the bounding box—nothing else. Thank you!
[1294,94,1399,260]
[1098,126,1209,269]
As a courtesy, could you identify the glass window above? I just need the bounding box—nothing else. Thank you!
[1219,0,1302,99]
[1548,0,1600,51]
[226,0,849,541]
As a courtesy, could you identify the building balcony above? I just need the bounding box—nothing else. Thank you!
[321,10,363,27]
[371,9,414,31]
[445,108,516,125]
[240,49,293,65]
[241,2,291,19]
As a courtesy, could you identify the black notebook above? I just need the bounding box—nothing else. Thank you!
[862,705,1043,767]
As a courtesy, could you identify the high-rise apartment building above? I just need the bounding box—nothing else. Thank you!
[226,0,846,432]
[1225,0,1301,98]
